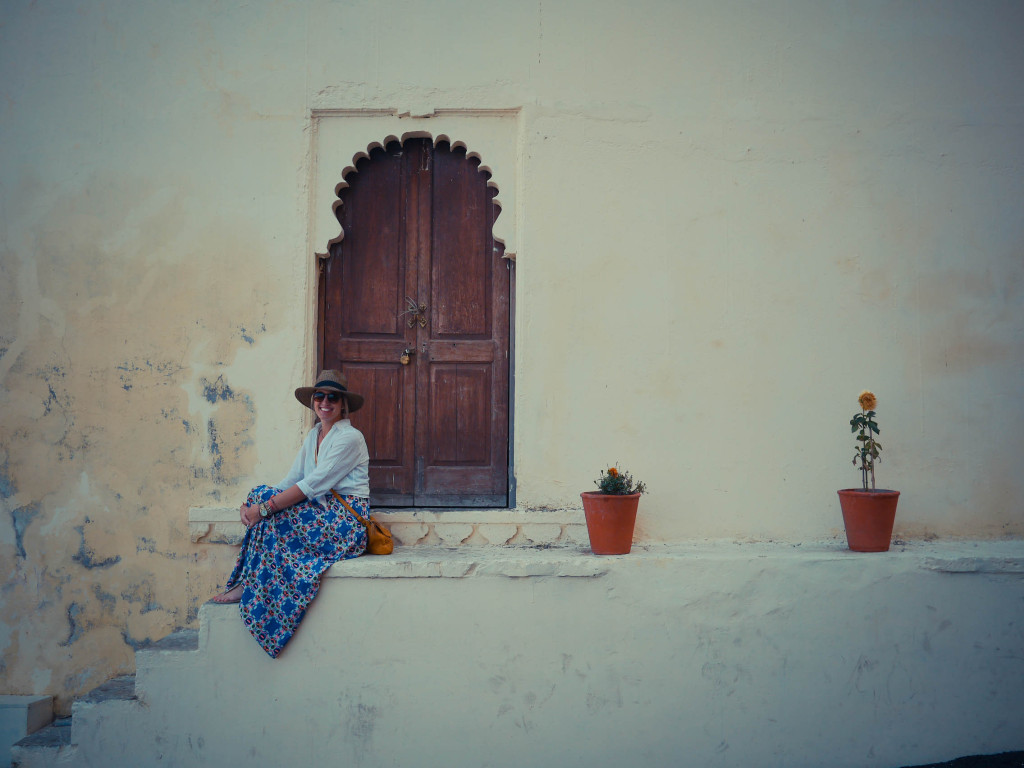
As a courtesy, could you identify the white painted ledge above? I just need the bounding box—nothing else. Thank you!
[188,506,1024,578]
[326,547,612,578]
[188,506,587,547]
[323,539,1024,579]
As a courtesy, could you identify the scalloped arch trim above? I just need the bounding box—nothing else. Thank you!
[312,112,519,259]
[327,133,503,252]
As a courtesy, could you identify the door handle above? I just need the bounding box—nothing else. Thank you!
[400,348,415,365]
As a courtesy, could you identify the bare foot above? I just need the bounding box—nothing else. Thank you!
[211,585,243,604]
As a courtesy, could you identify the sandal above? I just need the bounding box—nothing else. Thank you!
[211,587,242,604]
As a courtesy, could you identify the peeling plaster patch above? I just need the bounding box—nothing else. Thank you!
[40,366,70,416]
[207,419,223,482]
[201,375,234,403]
[121,629,155,651]
[91,585,117,613]
[71,523,122,569]
[0,459,16,499]
[346,700,379,757]
[132,536,191,562]
[238,323,266,345]
[120,580,155,609]
[186,373,256,493]
[159,407,194,435]
[35,365,86,462]
[116,360,186,392]
[40,473,95,537]
[11,502,41,558]
[62,603,85,646]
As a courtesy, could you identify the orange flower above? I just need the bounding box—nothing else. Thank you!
[608,467,618,477]
[858,390,877,411]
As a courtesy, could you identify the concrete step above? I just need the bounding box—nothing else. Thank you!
[3,696,54,768]
[73,675,136,708]
[136,629,199,654]
[10,678,136,768]
[9,631,199,768]
[10,718,70,768]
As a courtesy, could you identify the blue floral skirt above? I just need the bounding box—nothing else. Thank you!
[225,484,368,658]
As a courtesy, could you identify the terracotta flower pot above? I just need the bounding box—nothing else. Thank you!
[580,492,640,555]
[837,489,900,552]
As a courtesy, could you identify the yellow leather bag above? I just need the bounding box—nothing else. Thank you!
[331,489,394,555]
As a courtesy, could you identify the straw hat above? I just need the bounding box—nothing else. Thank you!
[293,369,364,413]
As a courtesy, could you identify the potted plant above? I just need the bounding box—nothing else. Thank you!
[838,390,900,552]
[581,466,647,555]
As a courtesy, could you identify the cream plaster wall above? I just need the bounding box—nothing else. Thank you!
[2,0,1022,711]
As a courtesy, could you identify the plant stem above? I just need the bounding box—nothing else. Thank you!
[860,416,869,491]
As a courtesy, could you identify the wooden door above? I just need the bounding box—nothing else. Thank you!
[319,138,510,507]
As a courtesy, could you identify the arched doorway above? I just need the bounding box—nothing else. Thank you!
[318,138,511,507]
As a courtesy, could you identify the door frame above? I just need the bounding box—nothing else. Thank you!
[308,110,521,507]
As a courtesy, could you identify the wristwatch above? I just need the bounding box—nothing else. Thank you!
[259,502,271,519]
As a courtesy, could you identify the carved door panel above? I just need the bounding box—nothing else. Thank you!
[319,138,510,507]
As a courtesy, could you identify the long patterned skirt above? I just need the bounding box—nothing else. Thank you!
[224,484,367,658]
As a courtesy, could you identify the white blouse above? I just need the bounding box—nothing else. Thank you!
[277,420,370,503]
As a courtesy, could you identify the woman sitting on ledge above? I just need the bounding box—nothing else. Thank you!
[211,369,370,658]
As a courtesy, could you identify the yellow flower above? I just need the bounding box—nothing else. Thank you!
[858,390,877,411]
[608,467,618,477]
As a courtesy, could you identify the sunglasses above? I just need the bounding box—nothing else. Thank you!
[312,392,343,403]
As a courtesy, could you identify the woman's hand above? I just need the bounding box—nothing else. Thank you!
[240,503,261,528]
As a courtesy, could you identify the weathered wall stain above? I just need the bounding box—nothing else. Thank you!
[71,520,123,569]
[0,168,284,711]
[239,324,266,346]
[0,460,15,500]
[117,360,185,393]
[201,376,234,404]
[912,267,1024,375]
[10,502,40,558]
[61,603,86,648]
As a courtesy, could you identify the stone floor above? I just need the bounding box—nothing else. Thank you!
[903,752,1024,767]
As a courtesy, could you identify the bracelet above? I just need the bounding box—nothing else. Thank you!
[267,496,277,512]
